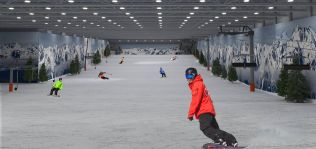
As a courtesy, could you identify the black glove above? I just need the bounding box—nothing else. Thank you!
[188,117,193,121]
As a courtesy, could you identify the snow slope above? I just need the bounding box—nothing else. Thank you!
[1,55,316,149]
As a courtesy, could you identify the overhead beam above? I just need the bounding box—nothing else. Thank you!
[1,2,316,7]
[0,9,307,13]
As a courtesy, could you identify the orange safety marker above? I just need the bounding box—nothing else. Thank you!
[250,83,255,92]
[9,83,14,92]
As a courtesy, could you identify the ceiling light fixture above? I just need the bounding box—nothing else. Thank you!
[29,12,34,15]
[120,7,125,10]
[61,12,66,15]
[68,0,75,3]
[8,7,14,10]
[45,16,50,19]
[156,0,162,3]
[194,6,199,10]
[24,0,31,3]
[231,6,237,10]
[45,7,51,10]
[17,16,21,19]
[82,7,88,10]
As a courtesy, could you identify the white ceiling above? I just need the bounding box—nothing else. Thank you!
[0,0,315,39]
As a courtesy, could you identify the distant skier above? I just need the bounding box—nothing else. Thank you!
[160,67,167,78]
[49,78,63,97]
[170,56,177,61]
[119,56,125,64]
[98,71,111,80]
[185,67,238,147]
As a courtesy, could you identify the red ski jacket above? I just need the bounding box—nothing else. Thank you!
[188,75,216,119]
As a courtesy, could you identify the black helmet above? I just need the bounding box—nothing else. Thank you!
[185,67,197,79]
[59,78,62,81]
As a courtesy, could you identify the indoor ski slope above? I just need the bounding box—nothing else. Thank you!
[1,55,316,149]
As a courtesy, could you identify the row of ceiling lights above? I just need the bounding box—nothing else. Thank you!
[9,0,133,30]
[7,0,296,30]
[195,0,295,29]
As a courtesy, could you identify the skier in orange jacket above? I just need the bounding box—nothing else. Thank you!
[185,67,238,147]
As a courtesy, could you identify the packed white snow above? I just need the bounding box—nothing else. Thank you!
[1,55,316,149]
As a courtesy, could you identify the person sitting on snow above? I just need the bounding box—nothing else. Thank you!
[98,72,111,80]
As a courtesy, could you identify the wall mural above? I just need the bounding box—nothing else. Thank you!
[38,33,86,78]
[120,43,180,55]
[197,16,316,99]
[0,32,39,68]
[0,32,107,82]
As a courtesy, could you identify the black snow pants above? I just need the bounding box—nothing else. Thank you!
[50,87,60,95]
[199,113,237,145]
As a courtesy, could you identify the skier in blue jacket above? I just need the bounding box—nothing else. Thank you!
[160,67,167,78]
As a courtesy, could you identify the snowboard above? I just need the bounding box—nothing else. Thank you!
[202,143,246,149]
[47,94,61,97]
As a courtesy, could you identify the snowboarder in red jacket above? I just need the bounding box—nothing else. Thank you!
[185,67,238,147]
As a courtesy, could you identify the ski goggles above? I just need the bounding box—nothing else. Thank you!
[185,74,195,79]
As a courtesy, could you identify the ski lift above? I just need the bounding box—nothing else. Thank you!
[282,55,310,70]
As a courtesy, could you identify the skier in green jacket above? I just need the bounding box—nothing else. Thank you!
[49,78,63,96]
